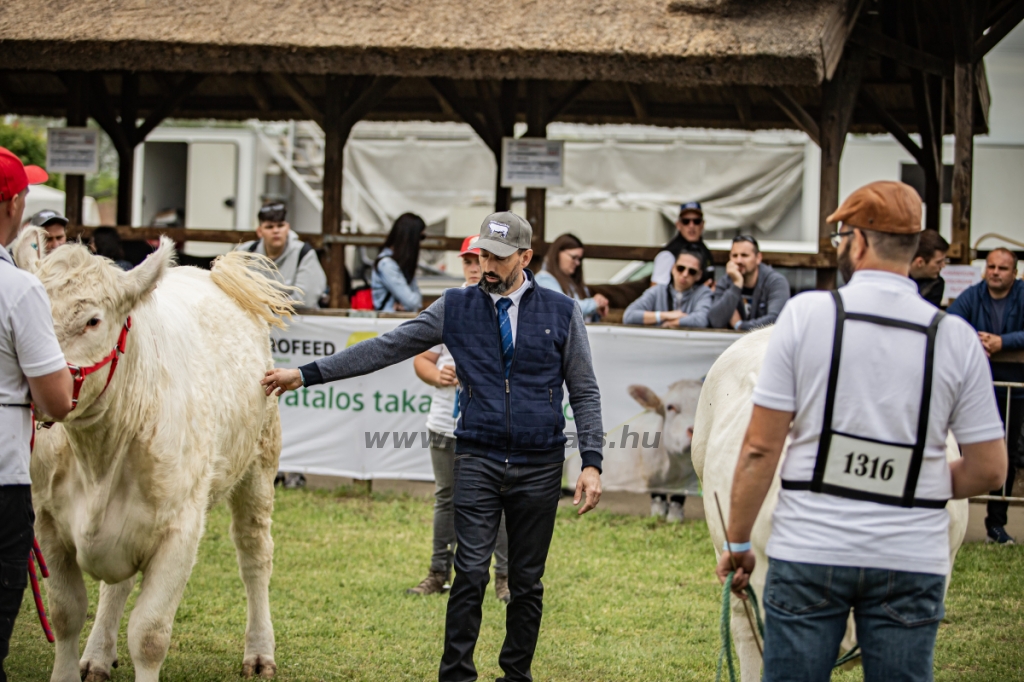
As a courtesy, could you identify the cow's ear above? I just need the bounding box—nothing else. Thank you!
[120,236,175,312]
[9,226,46,272]
[628,385,665,417]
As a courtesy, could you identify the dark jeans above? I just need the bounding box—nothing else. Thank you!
[439,456,562,682]
[0,486,34,682]
[987,395,1023,530]
[763,559,945,682]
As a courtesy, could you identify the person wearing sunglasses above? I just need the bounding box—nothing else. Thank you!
[652,201,715,289]
[708,234,790,331]
[624,248,712,327]
[534,233,609,321]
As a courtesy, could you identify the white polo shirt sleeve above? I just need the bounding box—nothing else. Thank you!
[945,317,1007,445]
[12,282,66,378]
[751,300,800,412]
[651,250,675,286]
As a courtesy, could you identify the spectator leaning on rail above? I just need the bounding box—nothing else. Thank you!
[534,233,609,321]
[708,234,790,331]
[623,247,712,328]
[373,212,426,312]
[26,209,68,251]
[947,247,1024,544]
[718,180,1007,682]
[0,147,74,681]
[408,234,511,603]
[652,201,715,288]
[262,211,604,682]
[237,202,327,309]
[909,229,949,307]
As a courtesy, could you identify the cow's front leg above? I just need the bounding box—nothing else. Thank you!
[38,525,89,682]
[80,577,135,681]
[126,510,204,682]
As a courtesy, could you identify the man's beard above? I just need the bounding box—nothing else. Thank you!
[838,247,854,282]
[480,267,521,295]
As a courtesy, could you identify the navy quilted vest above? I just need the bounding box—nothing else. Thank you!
[443,272,575,464]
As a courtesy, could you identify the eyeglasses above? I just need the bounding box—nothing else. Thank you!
[829,230,855,249]
[679,218,703,226]
[563,253,583,263]
[675,265,701,277]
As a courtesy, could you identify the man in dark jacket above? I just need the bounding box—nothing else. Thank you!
[910,229,949,307]
[708,235,791,331]
[652,201,715,287]
[262,211,604,682]
[948,247,1024,544]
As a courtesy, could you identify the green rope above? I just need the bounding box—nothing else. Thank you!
[716,571,862,682]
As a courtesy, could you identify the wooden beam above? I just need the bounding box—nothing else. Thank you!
[135,74,204,142]
[494,80,518,212]
[547,81,590,122]
[975,59,991,131]
[476,81,506,152]
[766,87,820,145]
[732,86,753,128]
[951,59,975,264]
[67,225,268,246]
[323,74,347,308]
[338,76,400,134]
[820,0,866,79]
[525,80,547,255]
[427,78,497,151]
[271,73,322,125]
[116,73,139,226]
[63,73,87,227]
[859,88,927,167]
[624,83,648,123]
[848,25,952,78]
[245,75,272,113]
[87,74,131,155]
[975,0,1024,60]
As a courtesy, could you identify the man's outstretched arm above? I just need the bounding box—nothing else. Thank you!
[262,297,445,395]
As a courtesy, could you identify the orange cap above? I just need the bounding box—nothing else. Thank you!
[826,181,922,234]
[459,234,481,256]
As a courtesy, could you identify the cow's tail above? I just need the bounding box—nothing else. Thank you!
[210,252,296,330]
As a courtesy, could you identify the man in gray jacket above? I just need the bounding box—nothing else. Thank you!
[237,202,327,309]
[624,248,712,327]
[708,235,790,331]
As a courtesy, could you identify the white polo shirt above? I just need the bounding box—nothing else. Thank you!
[0,247,67,485]
[753,270,1004,575]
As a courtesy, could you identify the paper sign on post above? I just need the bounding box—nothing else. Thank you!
[942,264,982,304]
[46,127,99,174]
[500,138,564,188]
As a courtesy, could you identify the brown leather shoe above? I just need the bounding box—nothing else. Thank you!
[406,570,450,595]
[494,573,510,603]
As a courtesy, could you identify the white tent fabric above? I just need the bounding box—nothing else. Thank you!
[342,125,806,234]
[23,184,102,226]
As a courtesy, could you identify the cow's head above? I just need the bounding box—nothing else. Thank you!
[628,379,703,454]
[13,228,175,415]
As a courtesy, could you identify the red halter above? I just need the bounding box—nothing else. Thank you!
[67,317,132,410]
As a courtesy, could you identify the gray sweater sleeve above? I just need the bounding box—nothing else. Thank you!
[676,286,712,328]
[562,302,604,472]
[301,297,445,385]
[707,276,742,329]
[738,271,790,331]
[622,286,660,325]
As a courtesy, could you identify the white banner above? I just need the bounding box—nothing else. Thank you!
[272,316,740,494]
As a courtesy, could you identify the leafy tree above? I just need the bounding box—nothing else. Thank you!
[0,121,62,189]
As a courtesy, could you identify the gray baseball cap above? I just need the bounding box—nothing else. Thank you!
[475,211,532,258]
[29,209,68,227]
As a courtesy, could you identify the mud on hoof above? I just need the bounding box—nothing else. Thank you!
[80,659,114,682]
[241,655,277,679]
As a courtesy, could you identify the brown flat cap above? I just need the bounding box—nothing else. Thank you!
[826,181,922,234]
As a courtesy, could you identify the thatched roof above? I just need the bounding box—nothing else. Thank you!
[0,0,856,86]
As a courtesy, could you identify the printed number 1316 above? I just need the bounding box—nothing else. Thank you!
[843,452,894,481]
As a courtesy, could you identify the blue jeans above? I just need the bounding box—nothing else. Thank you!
[439,456,563,682]
[763,558,946,682]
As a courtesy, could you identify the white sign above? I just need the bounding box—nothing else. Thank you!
[943,264,982,304]
[271,316,740,494]
[500,138,564,188]
[46,127,99,174]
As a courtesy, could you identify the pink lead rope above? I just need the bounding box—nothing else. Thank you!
[28,538,53,643]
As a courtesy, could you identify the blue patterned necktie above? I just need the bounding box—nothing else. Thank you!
[496,297,515,377]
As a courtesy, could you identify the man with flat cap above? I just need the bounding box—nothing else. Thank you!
[262,211,604,682]
[715,181,1008,681]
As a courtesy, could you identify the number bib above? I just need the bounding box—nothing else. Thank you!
[781,292,949,510]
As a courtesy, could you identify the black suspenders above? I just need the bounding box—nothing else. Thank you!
[781,291,948,509]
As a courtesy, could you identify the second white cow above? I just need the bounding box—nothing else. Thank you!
[691,328,969,682]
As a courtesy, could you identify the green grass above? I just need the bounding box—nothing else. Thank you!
[7,489,1024,681]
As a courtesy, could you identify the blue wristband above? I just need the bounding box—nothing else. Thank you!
[723,541,752,553]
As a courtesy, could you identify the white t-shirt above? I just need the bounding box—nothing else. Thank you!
[753,270,1004,576]
[0,248,67,485]
[651,250,677,286]
[425,344,457,437]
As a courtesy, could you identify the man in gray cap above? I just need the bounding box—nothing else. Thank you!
[262,211,604,682]
[26,209,68,251]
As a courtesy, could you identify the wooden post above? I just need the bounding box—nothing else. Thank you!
[525,80,547,256]
[950,59,974,264]
[64,74,87,227]
[817,46,865,289]
[116,73,138,226]
[323,75,347,308]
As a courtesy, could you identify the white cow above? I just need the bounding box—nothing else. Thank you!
[691,327,968,682]
[13,230,293,682]
[625,380,703,489]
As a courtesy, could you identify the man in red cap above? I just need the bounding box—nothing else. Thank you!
[407,234,512,602]
[0,147,74,680]
[716,181,1008,681]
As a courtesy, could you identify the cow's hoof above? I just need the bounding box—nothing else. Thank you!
[80,660,111,682]
[241,655,277,679]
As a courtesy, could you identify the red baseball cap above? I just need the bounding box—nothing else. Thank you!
[459,234,481,256]
[0,147,48,203]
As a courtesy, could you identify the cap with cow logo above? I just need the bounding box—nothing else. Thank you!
[475,211,533,258]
